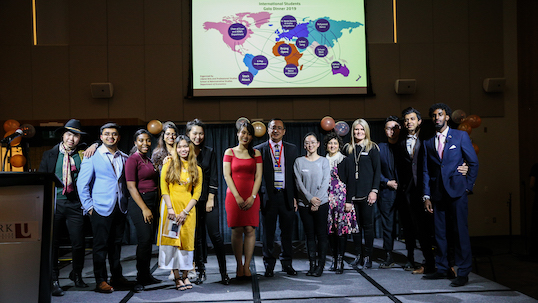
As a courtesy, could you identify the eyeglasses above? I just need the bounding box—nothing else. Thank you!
[270,126,284,131]
[385,125,401,131]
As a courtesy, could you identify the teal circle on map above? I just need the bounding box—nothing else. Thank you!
[229,23,247,40]
[315,45,328,57]
[296,37,309,49]
[331,61,341,70]
[315,19,330,32]
[252,55,268,70]
[283,64,298,78]
[238,71,254,85]
[278,44,292,56]
[281,15,297,30]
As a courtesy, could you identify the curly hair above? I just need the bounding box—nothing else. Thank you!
[429,103,452,118]
[151,122,178,170]
[323,132,343,152]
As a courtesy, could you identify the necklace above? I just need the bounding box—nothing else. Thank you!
[353,144,364,180]
[137,151,156,171]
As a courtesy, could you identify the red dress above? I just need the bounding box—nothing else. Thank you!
[224,150,262,227]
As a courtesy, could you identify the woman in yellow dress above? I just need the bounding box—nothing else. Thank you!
[157,135,202,291]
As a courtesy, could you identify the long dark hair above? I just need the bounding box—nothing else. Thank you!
[238,121,255,158]
[151,122,178,170]
[186,118,205,147]
[129,128,152,155]
[165,135,199,186]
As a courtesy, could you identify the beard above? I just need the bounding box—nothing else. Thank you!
[434,122,444,131]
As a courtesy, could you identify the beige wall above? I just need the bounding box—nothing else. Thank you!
[0,0,520,236]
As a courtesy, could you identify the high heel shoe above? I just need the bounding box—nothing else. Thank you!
[174,278,186,291]
[194,270,206,285]
[182,277,193,289]
[220,274,231,285]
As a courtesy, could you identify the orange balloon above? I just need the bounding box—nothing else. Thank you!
[20,124,36,138]
[321,116,335,131]
[457,122,472,135]
[3,119,20,132]
[466,115,482,128]
[252,121,266,137]
[3,129,22,146]
[147,120,162,135]
[10,154,26,168]
[472,143,479,155]
[451,109,467,124]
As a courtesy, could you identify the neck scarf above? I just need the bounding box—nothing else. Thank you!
[59,142,76,195]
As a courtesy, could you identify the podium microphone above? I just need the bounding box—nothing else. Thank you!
[1,129,24,143]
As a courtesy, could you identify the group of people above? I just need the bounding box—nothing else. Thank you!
[40,102,479,297]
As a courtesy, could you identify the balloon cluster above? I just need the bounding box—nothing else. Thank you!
[320,116,349,136]
[3,119,36,168]
[451,110,481,155]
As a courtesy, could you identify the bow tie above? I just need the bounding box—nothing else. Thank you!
[407,134,417,139]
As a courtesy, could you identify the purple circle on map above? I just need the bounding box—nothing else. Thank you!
[331,61,341,70]
[315,19,330,32]
[281,15,297,30]
[296,37,309,49]
[315,45,328,57]
[283,64,298,78]
[252,55,269,70]
[278,44,292,56]
[238,71,254,85]
[228,23,247,40]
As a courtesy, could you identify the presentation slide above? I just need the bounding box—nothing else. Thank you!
[191,0,368,97]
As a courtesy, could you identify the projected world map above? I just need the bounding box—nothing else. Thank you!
[203,12,364,86]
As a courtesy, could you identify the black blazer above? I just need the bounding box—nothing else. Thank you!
[395,132,425,195]
[254,140,298,211]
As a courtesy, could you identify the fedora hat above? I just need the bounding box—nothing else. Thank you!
[56,119,87,135]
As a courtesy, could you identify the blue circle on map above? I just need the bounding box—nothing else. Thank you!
[281,15,297,30]
[331,61,341,70]
[278,44,292,57]
[238,71,254,85]
[252,55,269,70]
[315,45,328,57]
[228,23,247,40]
[315,19,330,32]
[283,64,299,78]
[296,37,309,49]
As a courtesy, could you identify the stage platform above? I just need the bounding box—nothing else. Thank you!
[51,239,537,303]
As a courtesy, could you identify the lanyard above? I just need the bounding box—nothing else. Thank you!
[269,142,283,168]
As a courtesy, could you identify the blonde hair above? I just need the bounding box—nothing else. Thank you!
[346,118,378,154]
[165,135,199,186]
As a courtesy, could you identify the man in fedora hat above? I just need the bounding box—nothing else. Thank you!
[38,119,89,296]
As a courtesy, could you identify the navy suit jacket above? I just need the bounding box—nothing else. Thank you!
[423,128,479,201]
[379,142,398,202]
[254,140,298,211]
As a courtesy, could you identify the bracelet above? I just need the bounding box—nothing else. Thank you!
[167,207,173,210]
[182,209,190,215]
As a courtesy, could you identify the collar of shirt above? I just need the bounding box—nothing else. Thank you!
[98,144,120,158]
[269,139,283,150]
[437,127,449,139]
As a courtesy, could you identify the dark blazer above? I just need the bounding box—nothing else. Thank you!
[395,132,425,195]
[255,140,298,211]
[338,144,381,203]
[378,142,398,189]
[423,128,479,201]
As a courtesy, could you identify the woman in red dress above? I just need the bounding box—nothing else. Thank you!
[223,122,263,279]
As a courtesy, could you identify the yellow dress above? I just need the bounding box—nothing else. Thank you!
[157,160,202,269]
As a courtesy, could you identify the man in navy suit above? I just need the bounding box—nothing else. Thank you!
[255,119,298,277]
[377,116,400,268]
[422,103,479,287]
[77,123,131,293]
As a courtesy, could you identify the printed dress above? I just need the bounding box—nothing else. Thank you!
[327,152,359,235]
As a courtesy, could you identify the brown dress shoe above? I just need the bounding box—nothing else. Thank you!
[412,266,424,274]
[95,281,114,293]
[447,267,457,279]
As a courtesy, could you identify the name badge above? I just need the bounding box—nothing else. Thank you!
[274,171,284,182]
[360,152,369,156]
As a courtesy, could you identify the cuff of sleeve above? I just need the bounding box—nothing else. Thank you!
[422,195,430,202]
[371,189,379,194]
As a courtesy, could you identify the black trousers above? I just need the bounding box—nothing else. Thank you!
[52,199,86,280]
[89,203,126,284]
[397,188,435,268]
[378,189,397,253]
[194,200,227,275]
[299,203,329,265]
[352,200,375,257]
[261,191,295,269]
[128,191,159,280]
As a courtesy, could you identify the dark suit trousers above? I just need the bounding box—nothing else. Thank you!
[378,189,397,253]
[433,193,472,277]
[262,190,295,269]
[52,199,86,280]
[128,191,159,280]
[194,200,227,275]
[90,203,126,284]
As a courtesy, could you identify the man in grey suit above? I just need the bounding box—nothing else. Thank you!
[255,119,298,277]
[77,122,131,293]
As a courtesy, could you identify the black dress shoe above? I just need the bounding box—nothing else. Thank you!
[422,272,448,280]
[306,261,316,276]
[282,265,297,276]
[264,269,274,277]
[194,270,206,285]
[69,270,89,288]
[51,280,65,296]
[313,265,324,277]
[403,262,416,271]
[110,276,135,290]
[379,253,395,269]
[450,275,468,287]
[220,274,231,285]
[133,284,144,292]
[138,274,162,286]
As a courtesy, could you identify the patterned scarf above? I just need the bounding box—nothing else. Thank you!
[59,142,76,195]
